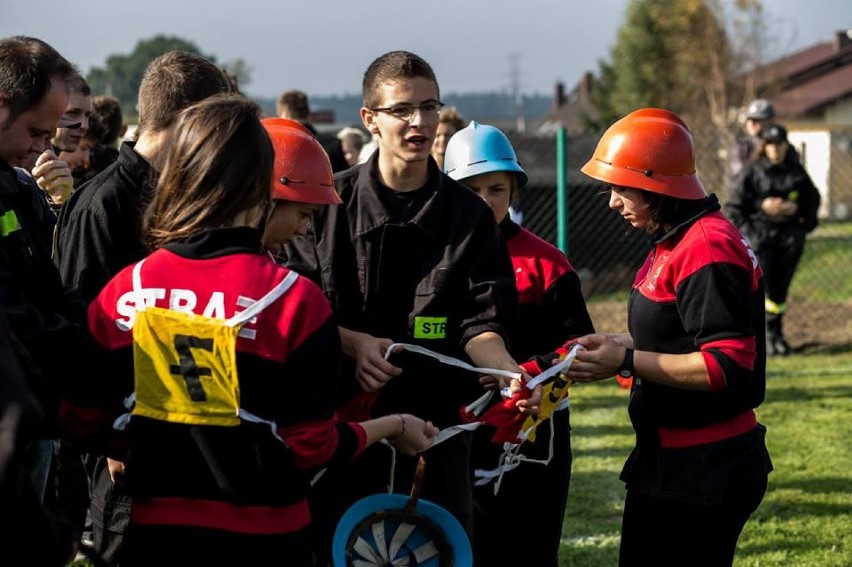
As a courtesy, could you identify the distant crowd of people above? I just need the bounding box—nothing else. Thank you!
[5,33,827,567]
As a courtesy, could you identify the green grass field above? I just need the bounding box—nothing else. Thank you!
[560,350,852,566]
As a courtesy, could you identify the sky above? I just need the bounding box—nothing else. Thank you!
[2,0,849,100]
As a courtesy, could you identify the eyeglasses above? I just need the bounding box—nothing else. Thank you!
[368,101,445,122]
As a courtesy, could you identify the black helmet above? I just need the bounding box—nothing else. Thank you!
[760,123,788,144]
[745,98,775,121]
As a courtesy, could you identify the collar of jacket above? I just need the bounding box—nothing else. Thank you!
[352,151,448,241]
[499,216,520,239]
[650,194,721,245]
[118,141,157,187]
[163,226,264,259]
[0,158,15,191]
[0,159,33,197]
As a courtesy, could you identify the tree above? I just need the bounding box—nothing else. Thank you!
[591,0,730,125]
[587,0,769,196]
[221,58,252,91]
[85,35,216,123]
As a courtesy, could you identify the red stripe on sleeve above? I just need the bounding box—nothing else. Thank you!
[276,418,340,469]
[702,337,756,370]
[349,422,367,456]
[701,336,757,392]
[702,351,726,392]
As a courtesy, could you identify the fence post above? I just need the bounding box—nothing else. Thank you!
[556,127,568,254]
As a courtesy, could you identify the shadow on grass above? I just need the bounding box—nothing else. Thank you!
[735,476,852,562]
[562,469,624,566]
[572,423,634,437]
[559,543,620,567]
[795,341,852,356]
[571,389,631,411]
[564,469,625,518]
[736,534,827,560]
[769,475,852,495]
[573,445,633,460]
[764,383,852,403]
[754,482,850,522]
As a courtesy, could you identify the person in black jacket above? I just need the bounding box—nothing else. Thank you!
[724,124,821,355]
[276,89,350,173]
[283,50,534,565]
[0,34,84,566]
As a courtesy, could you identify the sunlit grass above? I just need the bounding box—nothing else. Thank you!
[560,350,852,566]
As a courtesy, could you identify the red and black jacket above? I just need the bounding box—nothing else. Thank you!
[62,227,366,536]
[501,219,595,364]
[627,196,766,446]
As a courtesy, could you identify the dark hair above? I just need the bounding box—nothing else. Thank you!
[0,36,77,125]
[91,95,123,145]
[276,89,310,120]
[143,94,273,248]
[137,51,233,136]
[67,70,91,96]
[642,191,703,235]
[439,105,465,131]
[362,50,439,108]
[84,111,105,144]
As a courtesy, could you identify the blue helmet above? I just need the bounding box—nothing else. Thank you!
[333,493,473,566]
[443,121,528,188]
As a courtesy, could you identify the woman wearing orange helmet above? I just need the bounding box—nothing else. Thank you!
[260,117,342,252]
[567,109,773,566]
[61,95,437,566]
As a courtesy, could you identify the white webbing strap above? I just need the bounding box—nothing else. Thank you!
[131,260,147,311]
[379,344,521,451]
[384,343,522,381]
[227,270,299,327]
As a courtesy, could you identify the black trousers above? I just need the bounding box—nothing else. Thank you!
[755,228,806,306]
[618,467,768,567]
[472,408,572,567]
[123,522,313,567]
[89,456,132,566]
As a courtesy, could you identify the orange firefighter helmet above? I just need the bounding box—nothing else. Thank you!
[261,117,342,205]
[580,108,706,200]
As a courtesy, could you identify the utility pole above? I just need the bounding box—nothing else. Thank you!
[509,52,525,133]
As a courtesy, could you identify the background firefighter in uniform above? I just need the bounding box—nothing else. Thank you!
[568,108,772,567]
[443,121,595,567]
[59,95,437,566]
[724,123,820,356]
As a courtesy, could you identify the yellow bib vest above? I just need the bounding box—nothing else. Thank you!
[129,260,298,428]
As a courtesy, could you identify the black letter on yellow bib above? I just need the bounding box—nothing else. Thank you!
[170,335,214,401]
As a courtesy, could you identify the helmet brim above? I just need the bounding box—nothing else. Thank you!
[581,158,707,200]
[449,159,529,189]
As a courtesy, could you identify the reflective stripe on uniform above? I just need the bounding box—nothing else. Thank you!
[0,209,20,236]
[765,297,786,314]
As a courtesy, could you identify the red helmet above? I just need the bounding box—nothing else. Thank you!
[261,117,342,205]
[580,108,706,200]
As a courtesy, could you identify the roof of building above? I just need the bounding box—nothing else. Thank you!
[755,29,852,117]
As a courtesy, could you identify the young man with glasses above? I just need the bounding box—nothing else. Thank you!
[283,50,534,562]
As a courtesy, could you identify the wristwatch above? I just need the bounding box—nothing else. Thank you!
[618,348,634,380]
